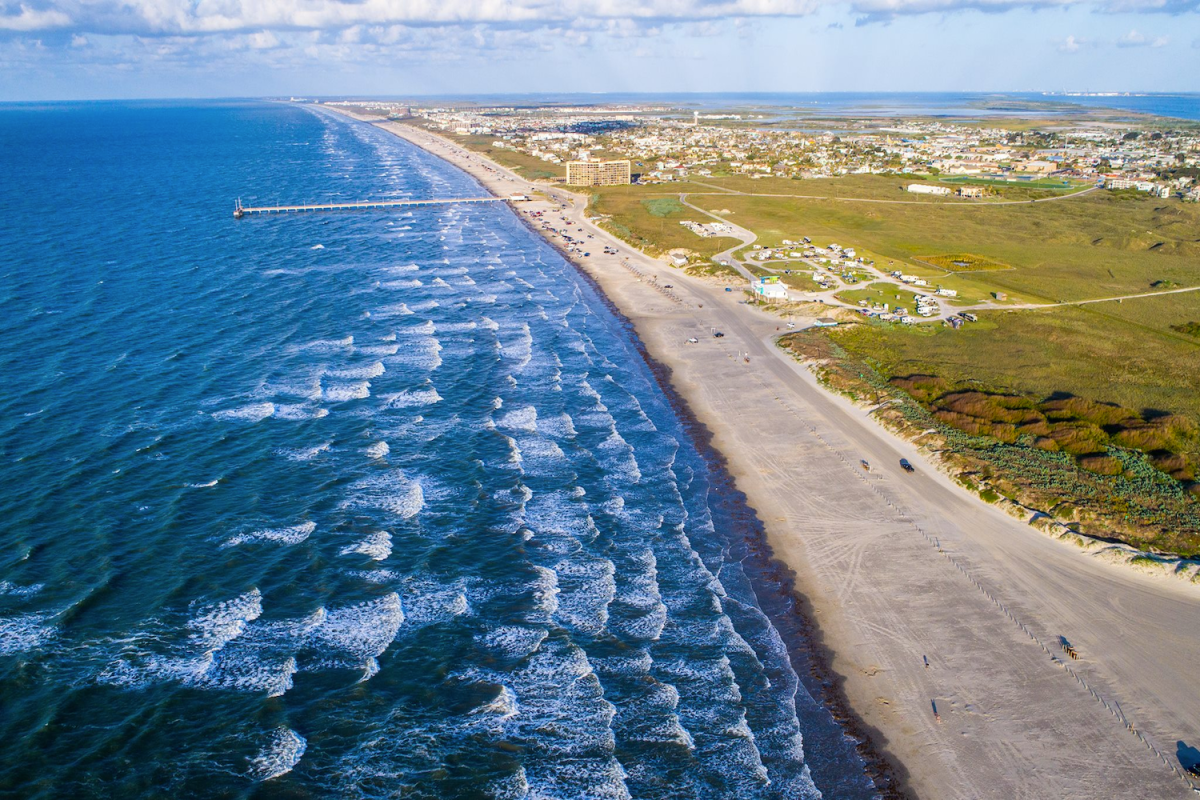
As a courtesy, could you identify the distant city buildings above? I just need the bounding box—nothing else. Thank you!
[349,101,1198,201]
[565,158,632,186]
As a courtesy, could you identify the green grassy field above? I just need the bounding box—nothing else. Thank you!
[681,172,1081,202]
[832,303,1200,430]
[709,189,1200,303]
[588,185,742,258]
[835,282,924,309]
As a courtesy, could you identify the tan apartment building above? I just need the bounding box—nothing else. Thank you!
[565,159,631,186]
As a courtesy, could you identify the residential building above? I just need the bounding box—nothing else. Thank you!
[907,184,952,196]
[565,159,632,186]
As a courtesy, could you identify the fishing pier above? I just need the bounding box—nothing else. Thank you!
[233,195,526,219]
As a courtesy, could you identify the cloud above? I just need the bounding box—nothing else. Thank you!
[1,0,1197,40]
[1116,28,1170,45]
[1058,34,1084,51]
[0,4,70,31]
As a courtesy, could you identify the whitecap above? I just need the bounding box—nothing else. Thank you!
[274,405,329,420]
[299,336,354,351]
[340,531,392,561]
[382,388,442,409]
[250,727,307,781]
[0,581,44,598]
[223,522,315,549]
[322,382,370,402]
[212,403,275,423]
[497,405,538,433]
[365,441,390,459]
[309,593,403,662]
[325,362,385,380]
[477,625,548,659]
[276,442,331,461]
[0,611,54,655]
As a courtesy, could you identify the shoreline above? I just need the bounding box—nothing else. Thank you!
[321,105,1200,799]
[521,205,907,796]
[321,105,904,794]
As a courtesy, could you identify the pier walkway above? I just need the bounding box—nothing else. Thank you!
[233,196,516,218]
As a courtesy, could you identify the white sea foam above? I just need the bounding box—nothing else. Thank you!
[250,727,307,781]
[341,471,425,518]
[435,321,477,333]
[399,320,436,335]
[188,589,264,654]
[299,336,354,351]
[340,531,392,561]
[276,441,332,461]
[223,522,315,549]
[374,302,412,317]
[472,684,519,720]
[355,343,400,357]
[212,403,275,423]
[382,388,442,409]
[497,405,538,432]
[274,405,329,420]
[477,625,548,659]
[530,565,560,618]
[309,593,403,662]
[358,656,380,683]
[0,581,44,597]
[0,612,54,655]
[326,361,385,380]
[322,382,370,402]
[185,479,220,488]
[382,279,423,290]
[365,441,390,459]
[311,243,325,250]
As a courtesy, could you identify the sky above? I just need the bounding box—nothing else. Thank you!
[0,0,1197,99]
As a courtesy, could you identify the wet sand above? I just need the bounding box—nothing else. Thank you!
[330,106,1200,800]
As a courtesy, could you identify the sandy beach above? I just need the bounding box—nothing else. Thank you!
[331,106,1200,799]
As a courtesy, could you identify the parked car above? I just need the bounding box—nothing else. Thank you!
[713,331,725,338]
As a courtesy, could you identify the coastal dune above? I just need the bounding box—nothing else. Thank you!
[332,106,1200,799]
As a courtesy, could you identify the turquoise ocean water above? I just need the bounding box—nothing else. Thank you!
[0,102,873,798]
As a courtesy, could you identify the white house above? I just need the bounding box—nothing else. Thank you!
[753,277,789,301]
[907,184,952,196]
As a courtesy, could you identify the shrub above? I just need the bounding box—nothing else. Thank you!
[1077,453,1124,475]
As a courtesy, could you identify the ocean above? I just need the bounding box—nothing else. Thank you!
[0,102,873,798]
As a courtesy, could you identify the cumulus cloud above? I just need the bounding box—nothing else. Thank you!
[1058,34,1084,51]
[0,0,1195,39]
[0,4,70,30]
[1116,28,1170,45]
